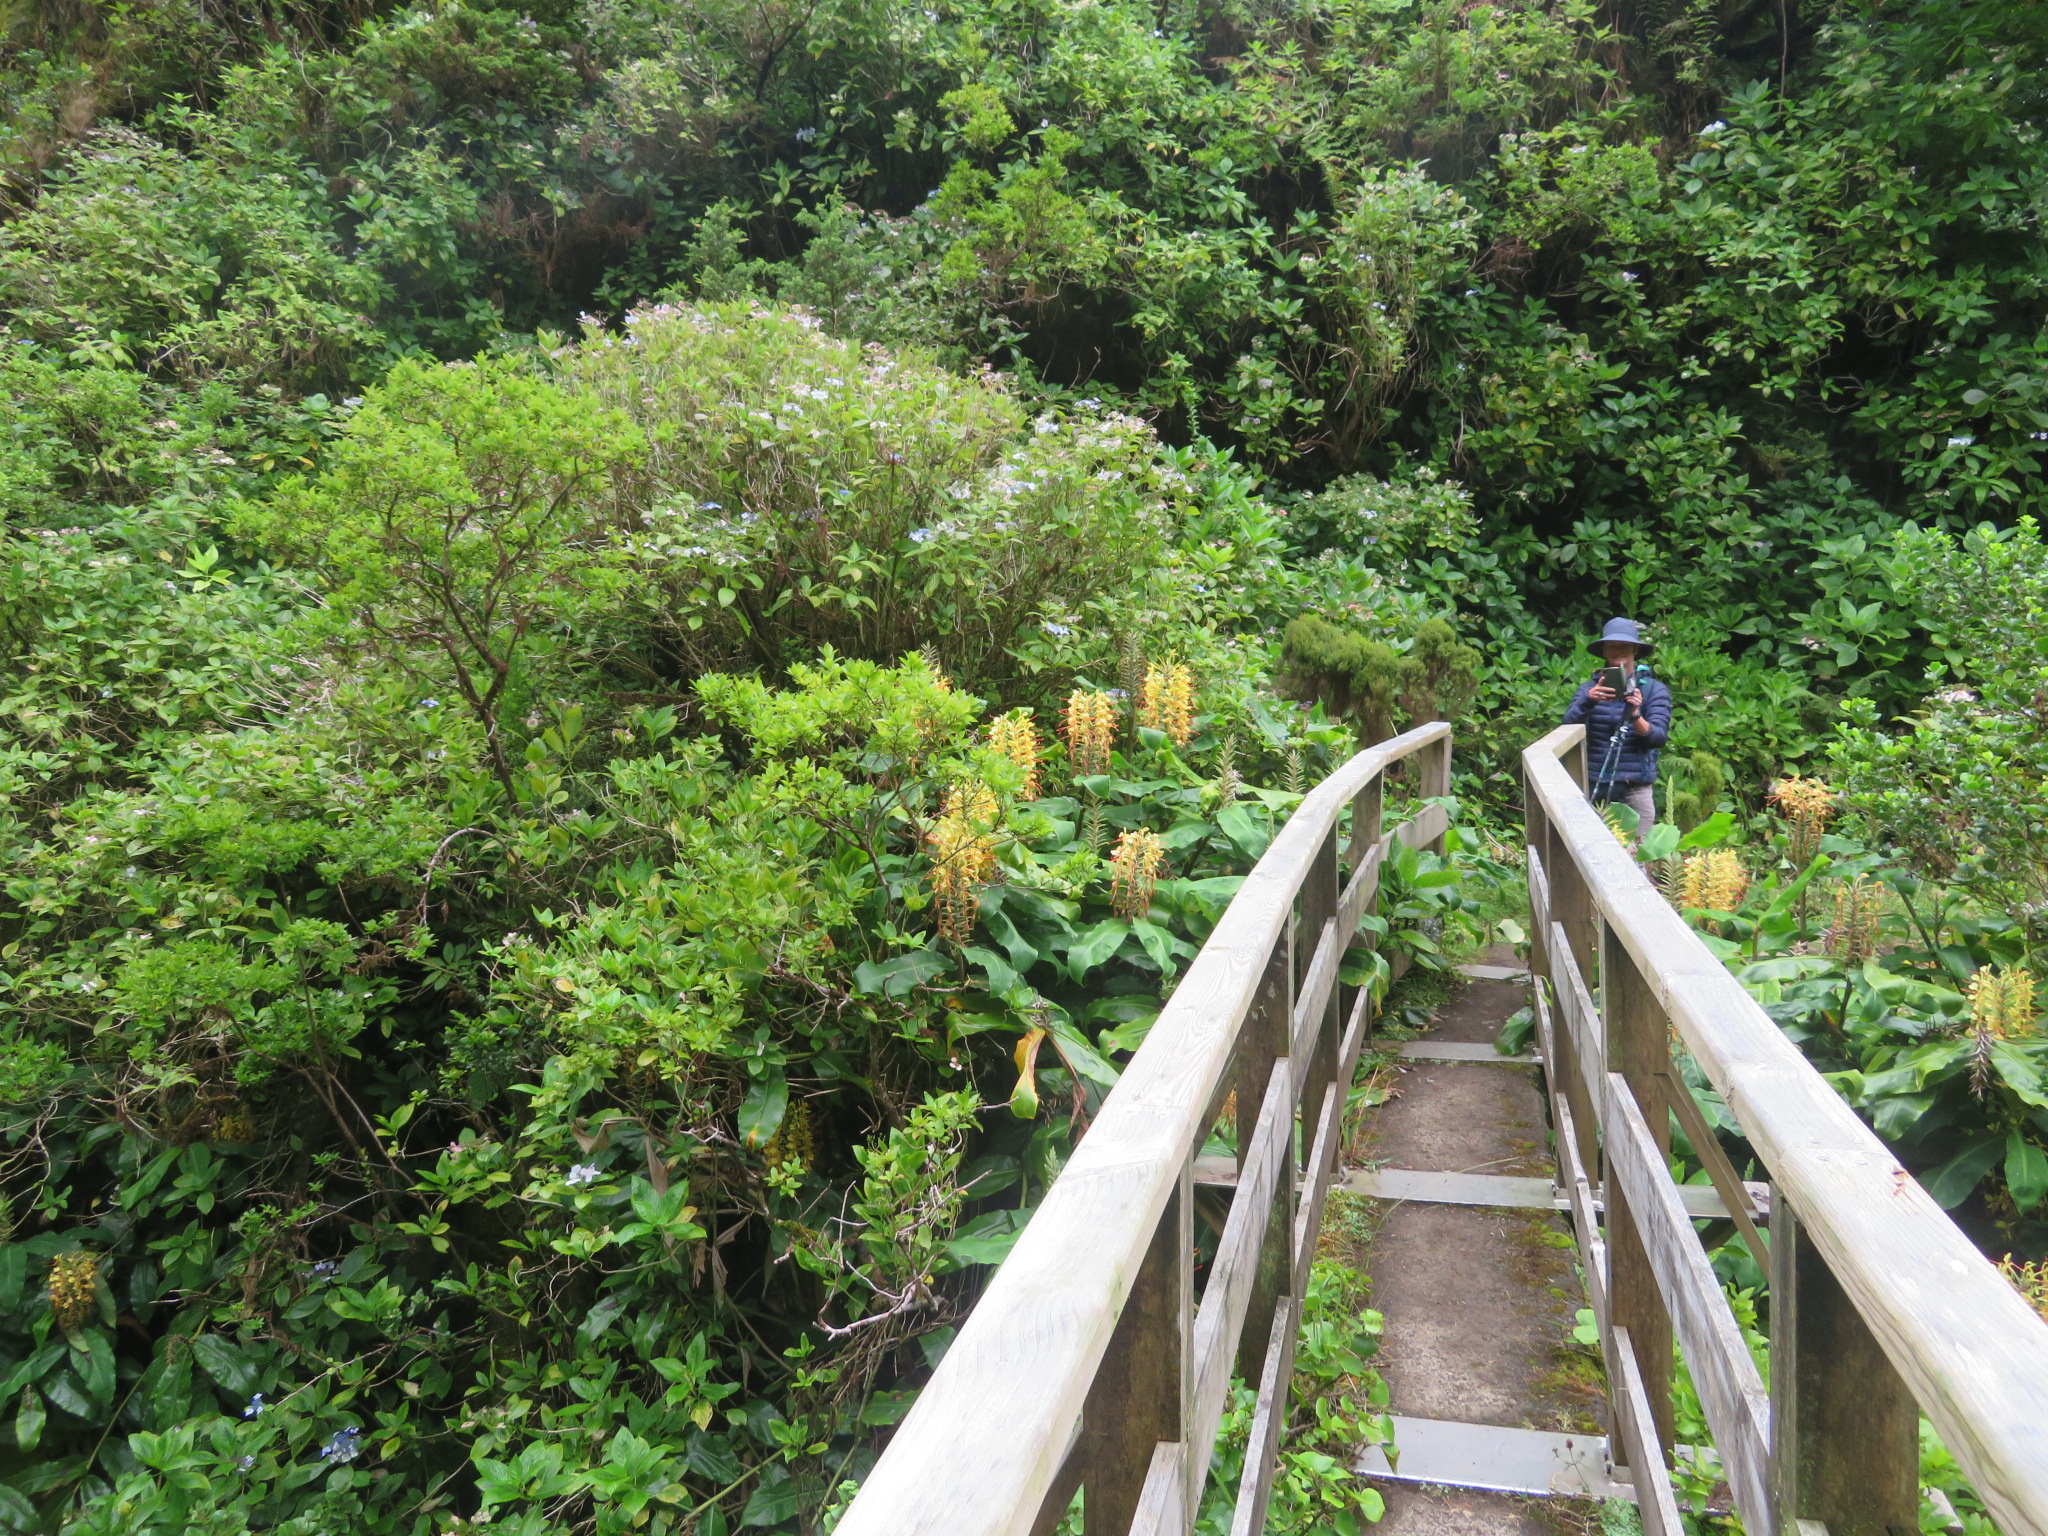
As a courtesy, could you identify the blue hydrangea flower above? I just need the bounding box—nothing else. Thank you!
[320,1427,363,1464]
[243,1394,265,1418]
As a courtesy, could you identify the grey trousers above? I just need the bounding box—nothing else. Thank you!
[1605,783,1656,826]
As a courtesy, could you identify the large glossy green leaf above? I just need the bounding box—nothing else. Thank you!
[975,903,1040,974]
[14,1390,44,1454]
[947,1208,1032,1265]
[1920,1137,2003,1208]
[1676,812,1736,850]
[1129,918,1190,975]
[1640,823,1682,861]
[190,1333,258,1398]
[71,1332,114,1411]
[40,1368,92,1420]
[1992,1041,2048,1107]
[1044,1017,1120,1089]
[0,1246,20,1314]
[2005,1133,2048,1212]
[0,1480,34,1532]
[1216,803,1271,859]
[1065,919,1130,981]
[962,945,1020,994]
[742,1465,799,1527]
[738,1069,787,1149]
[852,947,949,997]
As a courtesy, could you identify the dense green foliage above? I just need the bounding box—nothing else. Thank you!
[11,0,2048,789]
[2,296,1466,1530]
[10,0,2048,1529]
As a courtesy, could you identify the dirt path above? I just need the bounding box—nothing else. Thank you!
[1353,971,1598,1535]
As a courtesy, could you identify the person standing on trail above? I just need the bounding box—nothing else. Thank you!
[1562,617,1672,825]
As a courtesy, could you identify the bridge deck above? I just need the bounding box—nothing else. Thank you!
[1350,960,1597,1533]
[837,724,2048,1536]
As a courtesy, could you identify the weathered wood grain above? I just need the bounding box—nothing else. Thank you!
[1346,778,1384,885]
[1527,844,1552,953]
[1551,1095,1607,1328]
[1549,930,1604,1081]
[1530,969,1557,1080]
[1080,1168,1190,1536]
[1189,1073,1293,1489]
[1334,971,1375,1111]
[1290,915,1340,1072]
[1228,1295,1299,1536]
[1659,1069,1769,1269]
[1235,934,1294,1385]
[1128,1442,1187,1536]
[1419,733,1452,855]
[1297,825,1343,1165]
[1026,1431,1085,1536]
[1603,935,1674,1455]
[1771,1194,1919,1536]
[835,722,1449,1536]
[1337,843,1383,945]
[1605,1073,1772,1532]
[1610,1326,1687,1536]
[1525,726,2048,1534]
[1395,802,1450,853]
[1546,925,1605,1170]
[1293,1083,1342,1283]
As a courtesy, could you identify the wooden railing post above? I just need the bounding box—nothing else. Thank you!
[1351,775,1384,870]
[1543,828,1601,1177]
[1344,772,1384,1053]
[1081,1166,1192,1536]
[1296,826,1342,1152]
[1420,731,1451,855]
[1547,824,1597,984]
[1523,757,1553,1030]
[1561,731,1587,792]
[1602,929,1675,1456]
[1235,931,1295,1384]
[1769,1194,1919,1536]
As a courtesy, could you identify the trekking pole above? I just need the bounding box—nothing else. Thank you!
[1591,714,1626,805]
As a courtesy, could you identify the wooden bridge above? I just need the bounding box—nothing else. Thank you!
[836,724,2048,1536]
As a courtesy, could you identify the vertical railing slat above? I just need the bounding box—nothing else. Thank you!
[1420,730,1451,856]
[1080,1166,1191,1535]
[1295,826,1342,1170]
[1770,1195,1920,1536]
[1235,931,1294,1385]
[1601,928,1676,1454]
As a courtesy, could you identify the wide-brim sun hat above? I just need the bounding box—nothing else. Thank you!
[1586,616,1656,657]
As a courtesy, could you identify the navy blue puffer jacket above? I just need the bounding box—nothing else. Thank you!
[1563,669,1672,787]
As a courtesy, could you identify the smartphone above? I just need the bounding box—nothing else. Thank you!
[1595,666,1627,694]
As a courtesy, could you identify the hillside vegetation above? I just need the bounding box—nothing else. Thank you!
[4,0,2048,1531]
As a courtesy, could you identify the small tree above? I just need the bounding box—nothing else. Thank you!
[241,356,645,802]
[1278,613,1478,744]
[1832,518,2048,942]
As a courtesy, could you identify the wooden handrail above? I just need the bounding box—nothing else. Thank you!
[1524,724,2048,1536]
[837,722,1452,1536]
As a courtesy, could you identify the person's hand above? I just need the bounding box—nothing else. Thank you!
[1626,687,1648,732]
[1588,681,1617,702]
[1625,686,1643,714]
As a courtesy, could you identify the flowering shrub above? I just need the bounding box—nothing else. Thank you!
[1659,805,2048,1263]
[1834,519,2048,946]
[0,578,1444,1534]
[563,302,1190,696]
